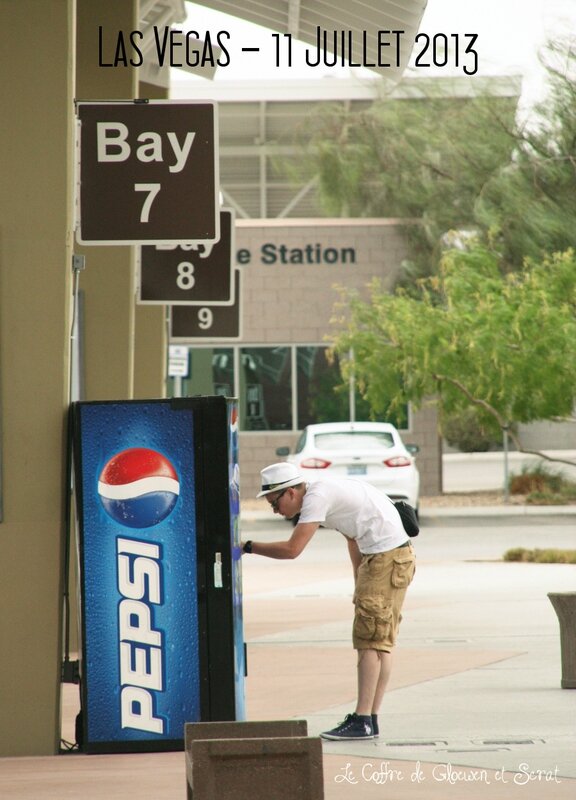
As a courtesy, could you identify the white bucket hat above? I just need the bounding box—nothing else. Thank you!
[256,462,304,498]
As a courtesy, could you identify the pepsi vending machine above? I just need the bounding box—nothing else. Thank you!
[72,396,245,754]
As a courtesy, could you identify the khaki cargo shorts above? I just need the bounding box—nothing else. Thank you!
[352,542,416,651]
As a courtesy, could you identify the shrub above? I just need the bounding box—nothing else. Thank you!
[525,491,566,505]
[443,406,501,452]
[503,548,576,564]
[509,463,566,496]
[503,547,531,562]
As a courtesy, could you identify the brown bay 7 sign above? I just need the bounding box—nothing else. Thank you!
[76,101,219,245]
[170,270,242,341]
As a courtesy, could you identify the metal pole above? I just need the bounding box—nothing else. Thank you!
[503,425,510,503]
[348,348,356,422]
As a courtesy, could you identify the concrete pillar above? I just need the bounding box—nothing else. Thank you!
[75,4,168,402]
[133,296,168,399]
[0,0,75,755]
[75,0,139,400]
[134,81,168,399]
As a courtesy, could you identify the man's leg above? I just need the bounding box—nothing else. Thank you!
[355,649,392,715]
[321,546,414,740]
[320,649,378,740]
[371,650,393,713]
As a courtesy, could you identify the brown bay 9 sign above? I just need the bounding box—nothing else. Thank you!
[76,101,219,245]
[170,270,242,341]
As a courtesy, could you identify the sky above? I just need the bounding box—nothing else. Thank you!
[172,0,575,109]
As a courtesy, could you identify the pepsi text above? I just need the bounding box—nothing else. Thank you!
[117,537,165,734]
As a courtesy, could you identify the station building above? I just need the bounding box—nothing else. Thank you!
[168,74,522,497]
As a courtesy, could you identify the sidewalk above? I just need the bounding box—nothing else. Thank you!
[239,518,576,800]
[443,450,576,493]
[2,509,575,799]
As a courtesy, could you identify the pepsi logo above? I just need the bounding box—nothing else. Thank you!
[98,448,180,528]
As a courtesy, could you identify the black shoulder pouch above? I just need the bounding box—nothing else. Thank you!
[394,500,419,537]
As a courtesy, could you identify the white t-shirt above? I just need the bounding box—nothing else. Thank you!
[298,479,408,554]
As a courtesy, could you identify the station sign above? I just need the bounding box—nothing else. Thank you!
[76,101,219,245]
[170,270,241,341]
[139,209,234,305]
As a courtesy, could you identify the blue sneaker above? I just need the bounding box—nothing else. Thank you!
[320,713,374,741]
[372,714,379,738]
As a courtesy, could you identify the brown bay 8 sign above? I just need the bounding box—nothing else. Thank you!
[170,270,242,341]
[76,101,219,245]
[138,209,235,305]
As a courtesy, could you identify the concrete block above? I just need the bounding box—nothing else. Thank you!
[548,592,576,688]
[185,720,309,800]
[185,719,308,751]
[191,736,324,800]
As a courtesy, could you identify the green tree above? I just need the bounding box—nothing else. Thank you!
[297,38,576,278]
[477,37,576,269]
[300,37,576,452]
[331,245,576,466]
[297,81,519,278]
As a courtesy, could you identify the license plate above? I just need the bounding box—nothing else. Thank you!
[347,464,367,475]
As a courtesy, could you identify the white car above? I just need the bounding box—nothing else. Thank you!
[278,421,420,511]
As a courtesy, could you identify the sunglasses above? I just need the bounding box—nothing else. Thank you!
[270,488,288,511]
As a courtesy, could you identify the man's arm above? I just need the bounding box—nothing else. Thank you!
[346,536,363,582]
[242,521,319,560]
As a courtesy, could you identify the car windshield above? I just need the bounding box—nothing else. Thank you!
[313,431,395,450]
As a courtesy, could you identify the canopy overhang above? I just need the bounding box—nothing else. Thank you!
[139,0,428,86]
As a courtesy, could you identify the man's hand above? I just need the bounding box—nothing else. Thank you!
[242,521,320,559]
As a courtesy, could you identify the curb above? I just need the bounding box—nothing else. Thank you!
[241,505,576,524]
[419,504,576,519]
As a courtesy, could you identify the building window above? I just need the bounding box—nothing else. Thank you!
[240,347,292,431]
[180,345,409,432]
[167,348,234,397]
[210,349,235,396]
[297,346,347,428]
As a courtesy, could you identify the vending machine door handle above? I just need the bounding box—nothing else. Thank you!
[213,552,223,588]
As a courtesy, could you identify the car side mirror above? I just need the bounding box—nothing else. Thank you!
[275,446,290,457]
[406,444,420,455]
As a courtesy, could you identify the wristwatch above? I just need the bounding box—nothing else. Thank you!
[243,540,253,554]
